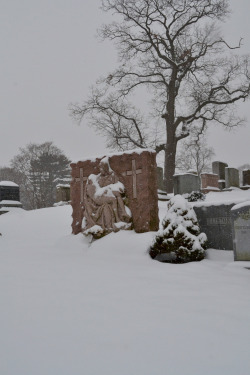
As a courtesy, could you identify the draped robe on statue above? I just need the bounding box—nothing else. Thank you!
[83,161,131,237]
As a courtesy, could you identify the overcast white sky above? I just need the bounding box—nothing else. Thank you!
[1,0,249,168]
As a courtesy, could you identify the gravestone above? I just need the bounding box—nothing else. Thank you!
[212,161,228,180]
[242,170,250,186]
[173,173,200,195]
[0,181,22,214]
[157,167,165,191]
[201,173,219,193]
[56,184,70,203]
[193,203,235,250]
[231,202,250,261]
[0,181,20,201]
[212,161,228,190]
[225,167,240,188]
[70,149,159,234]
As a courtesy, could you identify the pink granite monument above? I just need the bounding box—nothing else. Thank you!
[201,173,220,193]
[70,149,159,235]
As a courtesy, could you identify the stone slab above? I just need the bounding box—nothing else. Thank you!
[193,203,235,250]
[225,168,240,188]
[157,167,165,191]
[0,184,20,202]
[242,170,250,186]
[173,173,200,195]
[70,150,159,234]
[231,202,250,261]
[56,184,70,203]
[212,161,228,180]
[201,173,219,193]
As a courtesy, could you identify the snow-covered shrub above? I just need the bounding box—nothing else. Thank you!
[149,195,207,263]
[186,191,206,202]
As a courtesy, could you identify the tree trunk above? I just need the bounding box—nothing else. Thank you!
[164,140,177,194]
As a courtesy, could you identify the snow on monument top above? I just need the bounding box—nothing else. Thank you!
[231,200,250,211]
[0,181,19,187]
[71,148,155,164]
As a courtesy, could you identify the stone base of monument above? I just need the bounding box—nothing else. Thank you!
[0,200,22,215]
[0,200,22,208]
[231,201,250,261]
[201,187,220,194]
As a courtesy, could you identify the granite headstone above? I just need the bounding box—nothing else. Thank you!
[0,181,20,201]
[193,203,234,250]
[157,167,165,191]
[56,184,70,203]
[173,173,200,195]
[201,173,219,193]
[225,167,240,188]
[212,161,228,190]
[231,202,250,261]
[242,170,250,186]
[0,181,22,214]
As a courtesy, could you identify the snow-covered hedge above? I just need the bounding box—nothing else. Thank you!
[149,195,207,263]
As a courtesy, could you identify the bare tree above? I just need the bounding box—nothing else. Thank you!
[70,0,250,192]
[175,136,215,177]
[11,142,71,209]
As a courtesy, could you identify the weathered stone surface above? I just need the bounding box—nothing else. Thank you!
[157,167,165,191]
[231,202,250,261]
[201,173,219,193]
[212,161,228,180]
[173,173,200,195]
[242,170,250,186]
[193,203,235,250]
[0,181,20,202]
[56,184,70,203]
[70,150,159,234]
[82,159,132,238]
[225,167,240,188]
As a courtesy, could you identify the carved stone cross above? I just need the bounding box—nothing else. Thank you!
[74,168,88,202]
[122,159,142,198]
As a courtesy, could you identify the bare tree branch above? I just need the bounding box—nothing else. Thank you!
[71,0,250,192]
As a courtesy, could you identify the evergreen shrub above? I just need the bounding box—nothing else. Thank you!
[149,195,207,263]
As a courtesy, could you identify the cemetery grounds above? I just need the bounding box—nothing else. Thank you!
[0,189,250,375]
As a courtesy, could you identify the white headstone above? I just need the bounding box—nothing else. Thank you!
[231,201,250,261]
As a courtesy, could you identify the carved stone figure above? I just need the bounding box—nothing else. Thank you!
[82,158,132,238]
[70,149,159,234]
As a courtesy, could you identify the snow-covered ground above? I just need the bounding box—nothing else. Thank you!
[0,196,250,375]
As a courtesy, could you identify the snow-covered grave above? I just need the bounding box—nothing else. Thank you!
[0,189,250,375]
